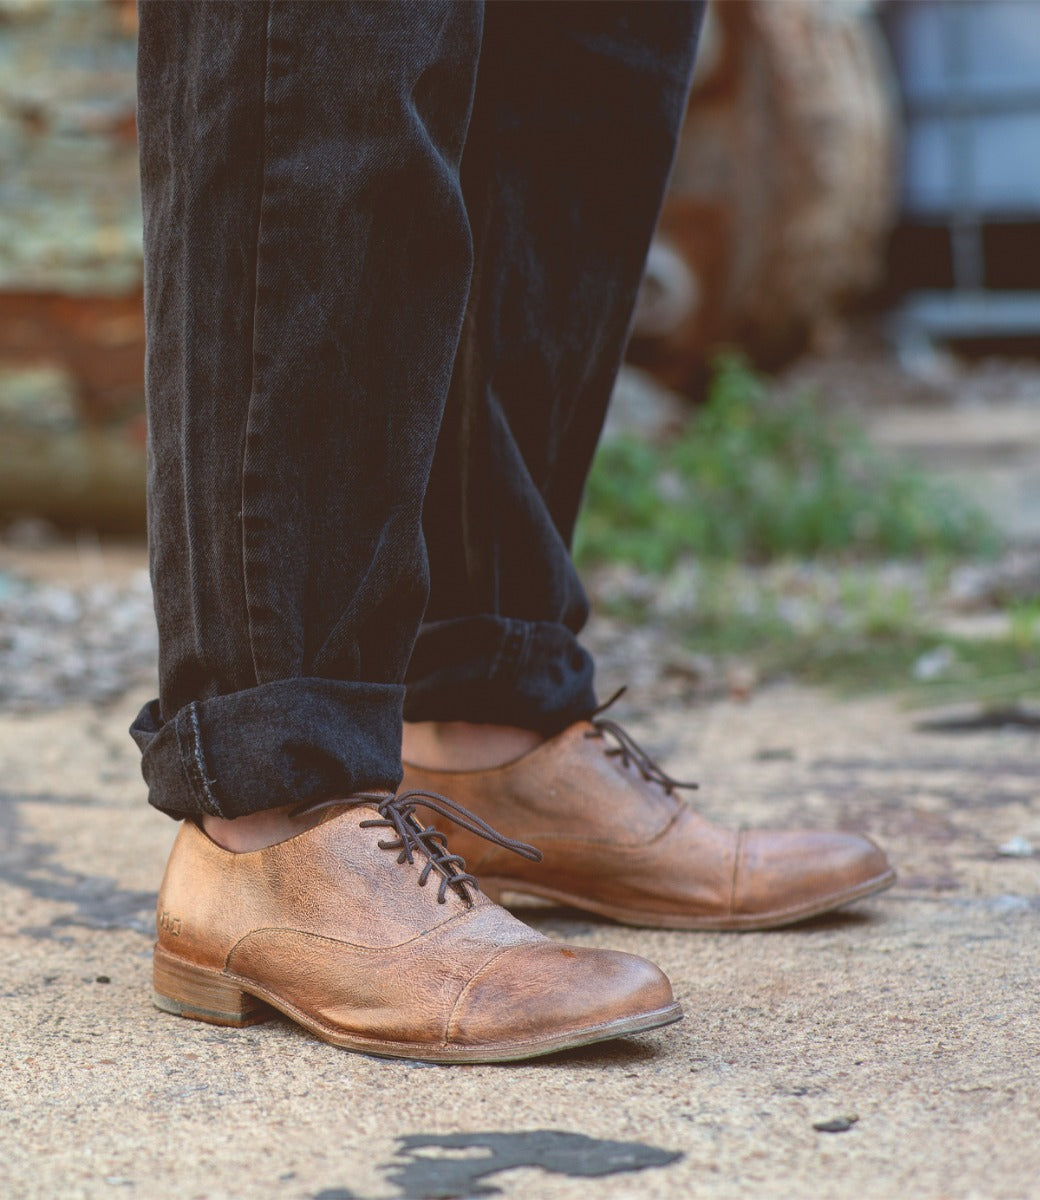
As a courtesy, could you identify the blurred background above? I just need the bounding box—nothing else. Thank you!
[1,0,1038,721]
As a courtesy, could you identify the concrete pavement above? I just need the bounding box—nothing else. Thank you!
[2,654,1038,1198]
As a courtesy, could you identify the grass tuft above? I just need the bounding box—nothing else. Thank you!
[575,355,998,570]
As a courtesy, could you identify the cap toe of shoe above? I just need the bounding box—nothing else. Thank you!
[737,829,894,920]
[447,943,675,1050]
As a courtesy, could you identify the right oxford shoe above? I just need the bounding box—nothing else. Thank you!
[152,792,681,1062]
[401,716,896,931]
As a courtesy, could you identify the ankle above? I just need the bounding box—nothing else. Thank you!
[201,803,328,853]
[402,721,544,772]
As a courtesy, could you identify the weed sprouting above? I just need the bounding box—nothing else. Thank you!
[575,355,998,570]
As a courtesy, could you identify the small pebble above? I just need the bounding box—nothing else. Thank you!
[813,1115,859,1134]
[997,837,1034,858]
[755,747,796,762]
[95,975,111,984]
[0,567,157,712]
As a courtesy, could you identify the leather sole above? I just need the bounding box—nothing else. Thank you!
[152,944,683,1062]
[476,866,898,931]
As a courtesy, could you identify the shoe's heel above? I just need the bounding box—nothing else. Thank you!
[153,945,274,1027]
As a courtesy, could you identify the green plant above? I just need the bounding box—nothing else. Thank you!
[574,355,998,570]
[1008,600,1040,652]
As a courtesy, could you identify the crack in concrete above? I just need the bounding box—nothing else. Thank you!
[0,792,155,937]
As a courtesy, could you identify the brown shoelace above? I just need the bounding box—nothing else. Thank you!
[585,688,699,796]
[291,790,542,905]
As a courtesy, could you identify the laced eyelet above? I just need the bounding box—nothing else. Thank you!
[588,696,699,797]
[291,790,543,906]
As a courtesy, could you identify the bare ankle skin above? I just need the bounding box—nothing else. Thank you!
[201,803,330,853]
[402,721,544,772]
[202,722,546,850]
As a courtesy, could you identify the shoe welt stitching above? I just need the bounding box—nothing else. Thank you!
[222,904,495,967]
[503,806,683,853]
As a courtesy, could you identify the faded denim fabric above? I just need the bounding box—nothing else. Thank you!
[131,0,703,821]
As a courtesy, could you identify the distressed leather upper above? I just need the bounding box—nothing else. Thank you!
[402,722,894,928]
[156,803,674,1049]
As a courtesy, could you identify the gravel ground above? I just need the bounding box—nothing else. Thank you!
[0,554,155,711]
[3,530,1036,720]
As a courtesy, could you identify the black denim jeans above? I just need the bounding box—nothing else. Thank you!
[130,0,703,821]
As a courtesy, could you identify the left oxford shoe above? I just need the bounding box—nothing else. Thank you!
[401,718,895,931]
[151,792,681,1061]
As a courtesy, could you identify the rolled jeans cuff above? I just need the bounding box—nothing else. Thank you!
[130,678,405,821]
[403,616,596,736]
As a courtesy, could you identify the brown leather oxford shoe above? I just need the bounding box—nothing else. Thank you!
[152,792,681,1061]
[401,719,895,931]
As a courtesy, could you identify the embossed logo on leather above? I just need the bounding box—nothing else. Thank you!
[159,910,182,936]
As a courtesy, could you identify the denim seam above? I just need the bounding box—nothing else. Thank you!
[183,701,224,819]
[239,0,275,688]
[488,619,527,683]
[171,718,203,817]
